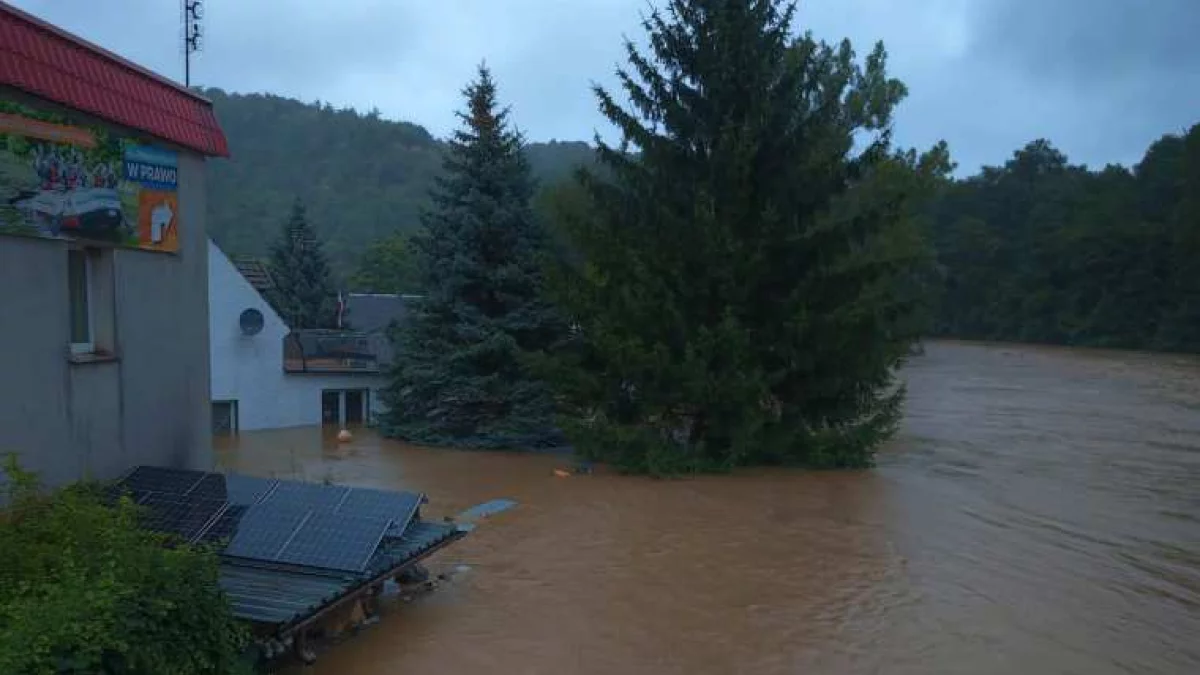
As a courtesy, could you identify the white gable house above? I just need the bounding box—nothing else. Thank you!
[207,240,391,433]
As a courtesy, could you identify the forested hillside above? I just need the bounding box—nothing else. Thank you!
[202,88,1198,353]
[930,125,1200,352]
[201,88,593,276]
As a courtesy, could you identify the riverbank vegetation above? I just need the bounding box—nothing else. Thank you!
[0,458,250,675]
[930,128,1200,351]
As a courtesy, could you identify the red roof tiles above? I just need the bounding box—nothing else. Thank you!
[0,2,229,157]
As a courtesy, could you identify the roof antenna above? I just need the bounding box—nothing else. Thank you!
[182,0,204,87]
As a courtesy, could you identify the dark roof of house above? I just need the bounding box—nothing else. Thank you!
[345,293,418,334]
[0,2,229,157]
[232,257,275,294]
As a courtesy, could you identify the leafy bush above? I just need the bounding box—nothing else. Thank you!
[0,456,252,675]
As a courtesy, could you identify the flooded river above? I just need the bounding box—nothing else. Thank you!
[217,341,1200,674]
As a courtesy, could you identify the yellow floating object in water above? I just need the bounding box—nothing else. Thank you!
[337,429,353,443]
[553,469,571,478]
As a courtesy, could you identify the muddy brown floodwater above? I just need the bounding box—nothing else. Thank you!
[216,340,1200,675]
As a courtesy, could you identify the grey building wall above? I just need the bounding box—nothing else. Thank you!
[0,92,213,489]
[0,236,75,486]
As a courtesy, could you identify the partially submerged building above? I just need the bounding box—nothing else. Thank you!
[208,243,414,431]
[0,2,227,485]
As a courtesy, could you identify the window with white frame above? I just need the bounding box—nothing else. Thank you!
[67,248,93,353]
[67,247,114,357]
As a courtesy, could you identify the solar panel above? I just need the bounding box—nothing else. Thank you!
[109,469,428,571]
[184,473,229,501]
[336,488,421,535]
[224,474,277,505]
[121,466,208,496]
[276,512,391,572]
[264,480,348,511]
[224,505,309,561]
[196,505,247,546]
[137,493,225,541]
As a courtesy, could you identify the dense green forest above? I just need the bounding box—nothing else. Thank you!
[201,88,593,276]
[203,88,1200,354]
[931,126,1200,352]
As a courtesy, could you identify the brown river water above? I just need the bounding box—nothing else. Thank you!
[216,341,1200,675]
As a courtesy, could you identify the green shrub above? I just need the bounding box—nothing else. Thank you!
[0,456,252,675]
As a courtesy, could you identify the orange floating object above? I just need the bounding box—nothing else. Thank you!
[553,469,571,478]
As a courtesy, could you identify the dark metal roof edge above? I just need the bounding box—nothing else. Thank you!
[222,556,355,580]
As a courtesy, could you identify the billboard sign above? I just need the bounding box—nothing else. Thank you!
[0,102,180,253]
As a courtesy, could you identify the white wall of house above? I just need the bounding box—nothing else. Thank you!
[208,240,387,431]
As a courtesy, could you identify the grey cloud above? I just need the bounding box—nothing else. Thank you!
[960,0,1200,169]
[8,0,1199,174]
[974,0,1200,89]
[202,1,422,94]
[11,1,416,94]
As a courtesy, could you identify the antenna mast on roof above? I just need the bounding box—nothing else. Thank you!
[182,0,204,87]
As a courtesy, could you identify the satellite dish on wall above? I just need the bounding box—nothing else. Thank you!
[239,308,264,336]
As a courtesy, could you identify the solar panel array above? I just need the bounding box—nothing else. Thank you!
[137,493,225,541]
[197,504,246,545]
[113,467,425,574]
[187,473,230,502]
[338,487,421,536]
[122,466,214,497]
[268,481,347,511]
[275,512,390,571]
[224,506,309,560]
[223,474,275,505]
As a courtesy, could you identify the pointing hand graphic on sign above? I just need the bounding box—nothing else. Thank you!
[150,201,174,243]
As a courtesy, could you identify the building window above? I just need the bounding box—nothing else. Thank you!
[321,389,370,426]
[67,247,114,357]
[212,400,239,435]
[67,248,93,353]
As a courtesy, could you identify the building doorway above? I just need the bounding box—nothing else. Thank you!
[345,389,365,424]
[321,389,370,426]
[212,400,239,435]
[321,391,340,425]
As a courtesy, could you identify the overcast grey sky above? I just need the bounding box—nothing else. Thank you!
[12,0,1199,173]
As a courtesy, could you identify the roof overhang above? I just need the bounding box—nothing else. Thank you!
[0,1,230,157]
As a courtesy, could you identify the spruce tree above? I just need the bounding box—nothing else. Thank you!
[538,0,948,473]
[382,66,566,449]
[266,199,339,329]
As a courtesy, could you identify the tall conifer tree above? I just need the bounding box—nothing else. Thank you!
[382,66,565,449]
[538,0,948,472]
[267,199,339,329]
